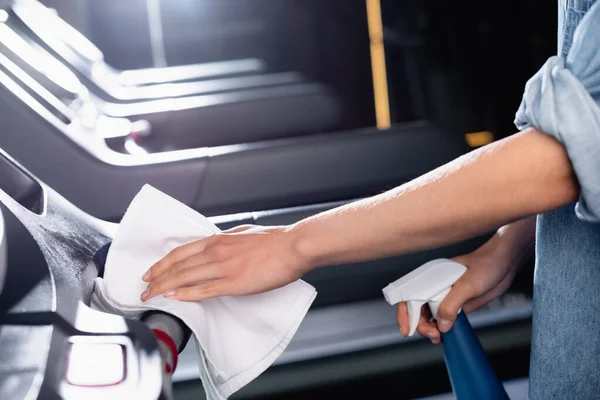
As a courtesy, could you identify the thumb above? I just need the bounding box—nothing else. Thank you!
[436,278,476,333]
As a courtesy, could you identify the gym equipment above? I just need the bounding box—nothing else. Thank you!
[0,148,192,399]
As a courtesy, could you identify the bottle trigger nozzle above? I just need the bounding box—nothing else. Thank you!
[382,259,467,336]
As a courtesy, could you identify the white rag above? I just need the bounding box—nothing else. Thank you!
[90,185,316,399]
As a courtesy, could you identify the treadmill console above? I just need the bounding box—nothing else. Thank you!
[0,149,171,400]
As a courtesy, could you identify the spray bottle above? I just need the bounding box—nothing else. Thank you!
[383,259,510,400]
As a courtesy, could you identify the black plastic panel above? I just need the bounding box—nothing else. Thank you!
[197,122,470,215]
[4,9,342,148]
[130,83,341,149]
[0,203,52,314]
[0,154,44,215]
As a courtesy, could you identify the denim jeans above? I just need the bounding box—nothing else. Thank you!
[516,1,600,398]
[530,207,600,399]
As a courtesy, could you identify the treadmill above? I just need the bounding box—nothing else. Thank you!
[0,3,473,225]
[9,0,266,86]
[0,148,197,399]
[5,0,313,104]
[3,0,342,149]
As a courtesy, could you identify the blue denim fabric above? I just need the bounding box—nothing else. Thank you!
[558,0,597,58]
[530,208,600,399]
[514,1,600,398]
[516,1,600,222]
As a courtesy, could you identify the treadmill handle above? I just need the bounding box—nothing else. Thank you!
[141,311,192,374]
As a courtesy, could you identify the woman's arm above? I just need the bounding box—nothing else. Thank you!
[141,127,578,301]
[291,127,576,269]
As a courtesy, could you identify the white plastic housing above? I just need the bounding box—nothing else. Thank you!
[382,259,467,336]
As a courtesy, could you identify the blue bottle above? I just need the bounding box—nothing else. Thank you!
[442,311,509,399]
[383,259,510,400]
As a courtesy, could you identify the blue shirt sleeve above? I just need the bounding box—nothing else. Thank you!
[514,1,600,222]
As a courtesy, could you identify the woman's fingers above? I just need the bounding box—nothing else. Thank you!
[397,301,409,335]
[416,304,438,343]
[417,305,440,344]
[141,257,221,301]
[397,302,440,343]
[142,238,213,282]
[162,279,230,302]
[436,277,478,333]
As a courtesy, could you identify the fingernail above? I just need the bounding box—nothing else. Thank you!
[438,318,451,332]
[140,288,150,301]
[164,290,176,298]
[142,270,151,281]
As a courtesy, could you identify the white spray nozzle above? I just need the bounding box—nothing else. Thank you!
[382,259,467,336]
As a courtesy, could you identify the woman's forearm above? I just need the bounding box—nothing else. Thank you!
[291,127,577,270]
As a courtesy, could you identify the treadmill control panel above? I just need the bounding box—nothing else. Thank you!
[0,150,171,400]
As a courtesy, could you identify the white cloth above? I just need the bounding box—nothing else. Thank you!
[90,185,316,399]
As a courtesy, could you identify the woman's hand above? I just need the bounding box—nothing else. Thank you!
[396,218,535,343]
[140,225,309,302]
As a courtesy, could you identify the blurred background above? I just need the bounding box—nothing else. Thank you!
[39,0,556,149]
[0,0,557,399]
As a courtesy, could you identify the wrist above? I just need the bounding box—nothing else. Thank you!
[285,222,324,274]
[491,236,522,267]
[483,223,534,269]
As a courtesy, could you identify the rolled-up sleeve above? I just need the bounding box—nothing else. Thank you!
[514,1,600,222]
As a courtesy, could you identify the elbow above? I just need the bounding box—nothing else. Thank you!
[529,128,580,213]
[554,170,580,209]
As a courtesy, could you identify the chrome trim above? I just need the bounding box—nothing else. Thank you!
[116,59,265,86]
[0,49,74,121]
[12,0,106,65]
[95,71,302,102]
[0,22,81,96]
[94,82,328,117]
